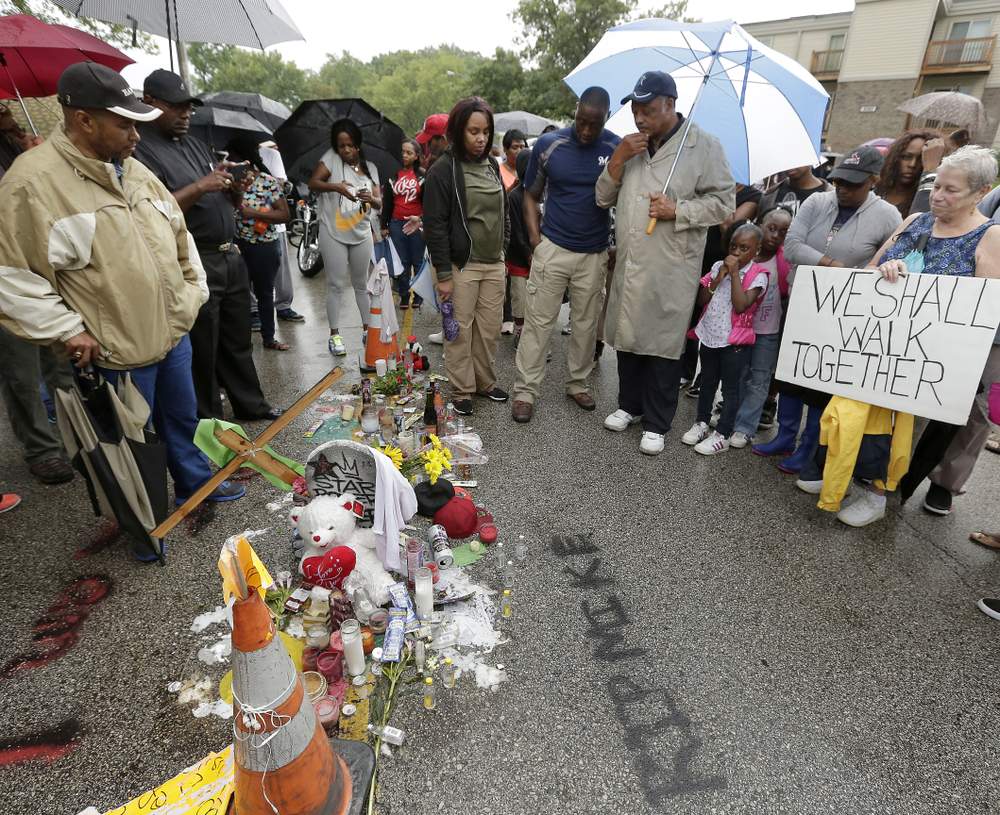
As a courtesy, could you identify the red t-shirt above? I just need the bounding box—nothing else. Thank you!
[391,169,422,219]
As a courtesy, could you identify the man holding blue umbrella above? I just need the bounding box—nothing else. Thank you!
[597,71,735,456]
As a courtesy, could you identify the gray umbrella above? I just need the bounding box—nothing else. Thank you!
[898,91,988,134]
[199,90,292,131]
[494,110,560,137]
[50,0,303,50]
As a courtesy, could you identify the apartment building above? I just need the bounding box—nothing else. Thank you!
[743,0,1000,152]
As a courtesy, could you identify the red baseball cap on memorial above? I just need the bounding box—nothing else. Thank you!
[415,113,448,145]
[433,495,478,539]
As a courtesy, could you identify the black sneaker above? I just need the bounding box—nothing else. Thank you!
[453,399,474,416]
[685,374,701,398]
[250,313,261,332]
[478,386,509,403]
[923,483,953,515]
[594,340,604,361]
[277,308,305,322]
[977,598,1000,621]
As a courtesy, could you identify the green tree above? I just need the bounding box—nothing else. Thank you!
[187,44,312,108]
[511,0,692,118]
[469,48,525,114]
[1,0,158,53]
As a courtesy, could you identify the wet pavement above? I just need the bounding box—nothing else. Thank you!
[1,265,998,814]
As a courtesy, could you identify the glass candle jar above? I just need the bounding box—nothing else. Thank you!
[340,619,366,676]
[414,567,433,621]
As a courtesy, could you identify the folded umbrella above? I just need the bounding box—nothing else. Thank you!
[275,98,405,187]
[55,371,168,563]
[565,18,829,185]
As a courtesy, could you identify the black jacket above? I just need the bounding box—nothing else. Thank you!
[422,149,510,281]
[379,167,424,230]
[506,184,531,269]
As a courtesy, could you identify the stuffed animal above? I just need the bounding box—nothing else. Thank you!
[291,493,394,603]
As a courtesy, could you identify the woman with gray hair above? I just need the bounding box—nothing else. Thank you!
[871,145,1000,520]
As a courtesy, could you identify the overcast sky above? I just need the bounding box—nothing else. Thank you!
[119,0,855,87]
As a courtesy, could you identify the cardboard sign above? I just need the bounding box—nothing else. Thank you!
[777,267,1000,423]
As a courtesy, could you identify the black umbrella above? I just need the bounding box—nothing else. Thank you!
[55,371,168,563]
[189,105,273,155]
[898,421,961,504]
[199,91,292,131]
[275,98,404,188]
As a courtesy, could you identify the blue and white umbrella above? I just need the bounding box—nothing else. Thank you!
[565,18,830,184]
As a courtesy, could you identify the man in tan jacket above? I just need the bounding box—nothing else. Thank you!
[596,71,735,455]
[0,63,244,513]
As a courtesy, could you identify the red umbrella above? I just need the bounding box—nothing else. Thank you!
[0,14,134,133]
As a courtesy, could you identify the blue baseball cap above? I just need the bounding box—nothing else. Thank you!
[620,71,678,104]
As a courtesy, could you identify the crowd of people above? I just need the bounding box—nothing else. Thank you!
[0,61,997,575]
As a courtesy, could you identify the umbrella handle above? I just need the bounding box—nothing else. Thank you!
[645,217,657,235]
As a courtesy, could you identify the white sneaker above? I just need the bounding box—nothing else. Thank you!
[695,430,730,456]
[604,409,642,432]
[836,490,886,527]
[501,321,514,335]
[729,431,750,449]
[639,431,664,455]
[428,331,444,345]
[796,478,823,494]
[328,334,346,356]
[681,421,710,446]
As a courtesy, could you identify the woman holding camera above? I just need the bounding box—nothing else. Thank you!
[308,118,381,356]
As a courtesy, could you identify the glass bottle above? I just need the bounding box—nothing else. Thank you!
[493,541,506,569]
[376,394,394,438]
[515,536,528,562]
[414,639,426,674]
[423,677,436,711]
[422,383,437,439]
[441,657,457,689]
[503,560,515,589]
[500,589,513,619]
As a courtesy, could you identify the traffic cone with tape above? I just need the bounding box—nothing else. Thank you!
[361,259,399,373]
[231,587,351,815]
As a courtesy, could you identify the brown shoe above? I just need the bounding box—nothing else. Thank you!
[511,400,533,423]
[567,392,596,412]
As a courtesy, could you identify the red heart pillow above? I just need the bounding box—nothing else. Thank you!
[301,546,357,589]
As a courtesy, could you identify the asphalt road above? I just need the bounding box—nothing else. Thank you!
[1,267,998,815]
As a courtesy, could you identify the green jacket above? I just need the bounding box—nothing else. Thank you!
[0,126,207,368]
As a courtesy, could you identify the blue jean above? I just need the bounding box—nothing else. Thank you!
[96,335,212,499]
[733,332,781,437]
[389,219,425,306]
[697,345,751,438]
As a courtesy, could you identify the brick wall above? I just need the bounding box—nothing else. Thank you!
[825,79,919,152]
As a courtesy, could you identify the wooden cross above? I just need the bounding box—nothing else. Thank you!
[151,367,345,540]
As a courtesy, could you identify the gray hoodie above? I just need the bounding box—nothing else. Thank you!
[784,190,902,269]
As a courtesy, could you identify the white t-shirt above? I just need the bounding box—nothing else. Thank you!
[317,149,380,245]
[695,261,768,349]
[259,145,288,234]
[751,255,781,335]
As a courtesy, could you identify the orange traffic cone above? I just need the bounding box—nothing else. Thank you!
[231,589,352,815]
[363,304,398,371]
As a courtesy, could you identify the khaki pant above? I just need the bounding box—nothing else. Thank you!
[445,260,505,398]
[513,237,608,403]
[510,275,527,321]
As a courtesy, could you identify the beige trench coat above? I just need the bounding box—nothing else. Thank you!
[596,121,735,359]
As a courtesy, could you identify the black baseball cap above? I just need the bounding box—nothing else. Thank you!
[143,69,203,106]
[57,62,160,122]
[829,145,885,183]
[620,70,678,104]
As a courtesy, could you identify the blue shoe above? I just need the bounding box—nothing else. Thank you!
[175,480,246,506]
[777,407,822,474]
[132,541,167,563]
[752,396,803,457]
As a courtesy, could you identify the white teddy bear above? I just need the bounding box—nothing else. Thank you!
[291,493,393,605]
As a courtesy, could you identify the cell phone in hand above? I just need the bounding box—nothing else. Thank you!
[227,162,251,183]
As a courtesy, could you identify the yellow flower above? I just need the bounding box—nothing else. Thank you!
[381,445,403,470]
[429,434,441,449]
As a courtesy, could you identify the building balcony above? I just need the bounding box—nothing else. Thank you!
[922,36,995,74]
[810,49,844,78]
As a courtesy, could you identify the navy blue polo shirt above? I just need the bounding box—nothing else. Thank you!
[523,126,620,254]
